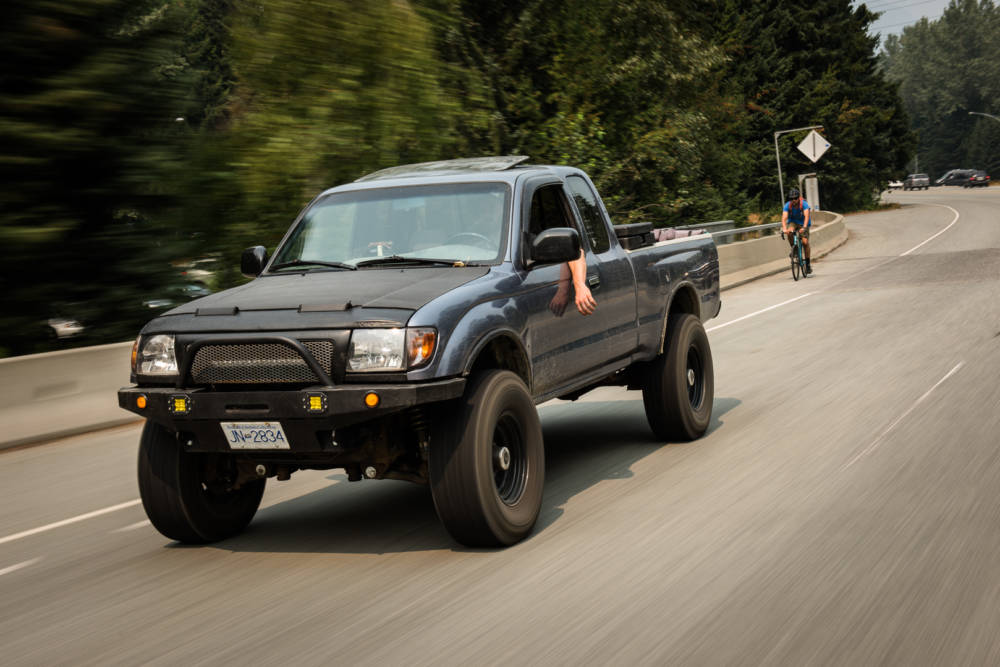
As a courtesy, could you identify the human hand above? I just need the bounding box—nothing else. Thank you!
[549,287,569,316]
[574,284,597,316]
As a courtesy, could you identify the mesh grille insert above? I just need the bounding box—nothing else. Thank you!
[190,341,332,384]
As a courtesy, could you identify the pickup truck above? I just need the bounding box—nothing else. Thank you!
[118,156,721,547]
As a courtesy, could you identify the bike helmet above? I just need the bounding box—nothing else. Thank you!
[788,188,800,199]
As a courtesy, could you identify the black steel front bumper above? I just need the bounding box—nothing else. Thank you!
[117,378,465,453]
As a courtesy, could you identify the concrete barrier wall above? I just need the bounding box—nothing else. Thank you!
[0,341,137,449]
[0,212,848,449]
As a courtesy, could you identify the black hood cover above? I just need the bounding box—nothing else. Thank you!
[170,266,491,315]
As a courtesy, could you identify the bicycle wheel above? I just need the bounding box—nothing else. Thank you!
[797,241,807,279]
[791,241,801,281]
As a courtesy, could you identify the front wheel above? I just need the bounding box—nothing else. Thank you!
[791,248,801,281]
[429,370,544,547]
[642,313,714,441]
[138,421,265,543]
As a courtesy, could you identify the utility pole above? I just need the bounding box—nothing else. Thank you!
[774,125,823,206]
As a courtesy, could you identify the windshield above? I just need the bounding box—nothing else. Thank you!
[270,182,511,270]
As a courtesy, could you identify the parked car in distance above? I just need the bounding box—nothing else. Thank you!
[964,170,990,188]
[903,173,929,190]
[935,169,976,186]
[47,317,85,339]
[887,179,903,190]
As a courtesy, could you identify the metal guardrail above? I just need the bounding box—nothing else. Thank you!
[676,220,736,231]
[673,219,782,246]
[708,222,781,245]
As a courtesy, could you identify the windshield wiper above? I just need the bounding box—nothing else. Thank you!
[269,259,357,272]
[356,255,458,268]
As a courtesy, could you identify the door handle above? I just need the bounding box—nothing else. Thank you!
[587,274,600,288]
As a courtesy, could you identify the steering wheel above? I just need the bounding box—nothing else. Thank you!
[445,232,495,249]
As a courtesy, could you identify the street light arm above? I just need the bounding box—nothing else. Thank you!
[774,124,824,139]
[969,111,1000,123]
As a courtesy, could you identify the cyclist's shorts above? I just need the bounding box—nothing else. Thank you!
[788,223,810,240]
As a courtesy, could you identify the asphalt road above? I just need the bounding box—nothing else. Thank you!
[2,187,999,665]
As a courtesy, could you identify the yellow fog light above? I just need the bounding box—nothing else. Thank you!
[303,393,327,413]
[364,392,380,408]
[168,395,191,415]
[136,395,147,409]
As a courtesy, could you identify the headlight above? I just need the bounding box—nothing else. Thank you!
[348,327,436,372]
[348,329,405,372]
[138,334,178,376]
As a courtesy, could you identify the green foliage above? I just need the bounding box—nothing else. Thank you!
[880,0,1000,177]
[178,0,490,285]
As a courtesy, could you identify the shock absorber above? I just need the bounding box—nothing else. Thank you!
[409,407,430,460]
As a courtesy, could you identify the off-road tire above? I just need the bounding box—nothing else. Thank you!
[138,421,265,544]
[429,370,544,547]
[642,313,714,441]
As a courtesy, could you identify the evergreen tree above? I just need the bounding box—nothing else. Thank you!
[710,0,913,212]
[456,0,739,225]
[0,0,188,355]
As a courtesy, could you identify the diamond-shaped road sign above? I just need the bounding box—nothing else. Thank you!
[797,130,831,163]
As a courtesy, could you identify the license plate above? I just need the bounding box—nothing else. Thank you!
[220,421,290,449]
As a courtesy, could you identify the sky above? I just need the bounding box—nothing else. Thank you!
[858,0,954,38]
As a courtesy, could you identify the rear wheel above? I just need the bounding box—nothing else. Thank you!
[138,421,265,543]
[643,313,714,441]
[429,370,544,547]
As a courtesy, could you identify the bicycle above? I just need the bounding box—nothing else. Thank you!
[781,229,807,281]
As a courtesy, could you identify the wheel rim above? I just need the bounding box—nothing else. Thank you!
[493,412,527,506]
[685,345,705,410]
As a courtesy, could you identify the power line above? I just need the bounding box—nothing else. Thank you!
[866,0,943,14]
[871,12,944,30]
[863,0,937,10]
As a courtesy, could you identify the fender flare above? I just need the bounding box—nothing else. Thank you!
[461,328,532,389]
[656,281,701,355]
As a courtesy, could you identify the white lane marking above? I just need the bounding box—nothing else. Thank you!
[707,293,815,332]
[841,362,965,470]
[900,204,960,256]
[112,520,151,533]
[0,499,141,547]
[0,558,41,577]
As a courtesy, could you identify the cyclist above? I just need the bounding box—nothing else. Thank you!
[781,188,812,275]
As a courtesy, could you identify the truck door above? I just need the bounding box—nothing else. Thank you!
[563,174,637,364]
[517,178,627,397]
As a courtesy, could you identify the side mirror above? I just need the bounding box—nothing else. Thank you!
[530,227,581,266]
[241,245,268,277]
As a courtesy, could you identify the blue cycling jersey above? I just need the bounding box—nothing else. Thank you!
[783,199,810,226]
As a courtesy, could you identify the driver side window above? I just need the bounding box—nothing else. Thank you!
[528,184,573,236]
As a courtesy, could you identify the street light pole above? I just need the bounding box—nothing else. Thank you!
[774,125,823,206]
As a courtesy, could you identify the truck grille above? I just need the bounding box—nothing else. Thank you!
[189,341,333,384]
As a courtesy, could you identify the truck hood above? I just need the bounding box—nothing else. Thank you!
[169,266,491,316]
